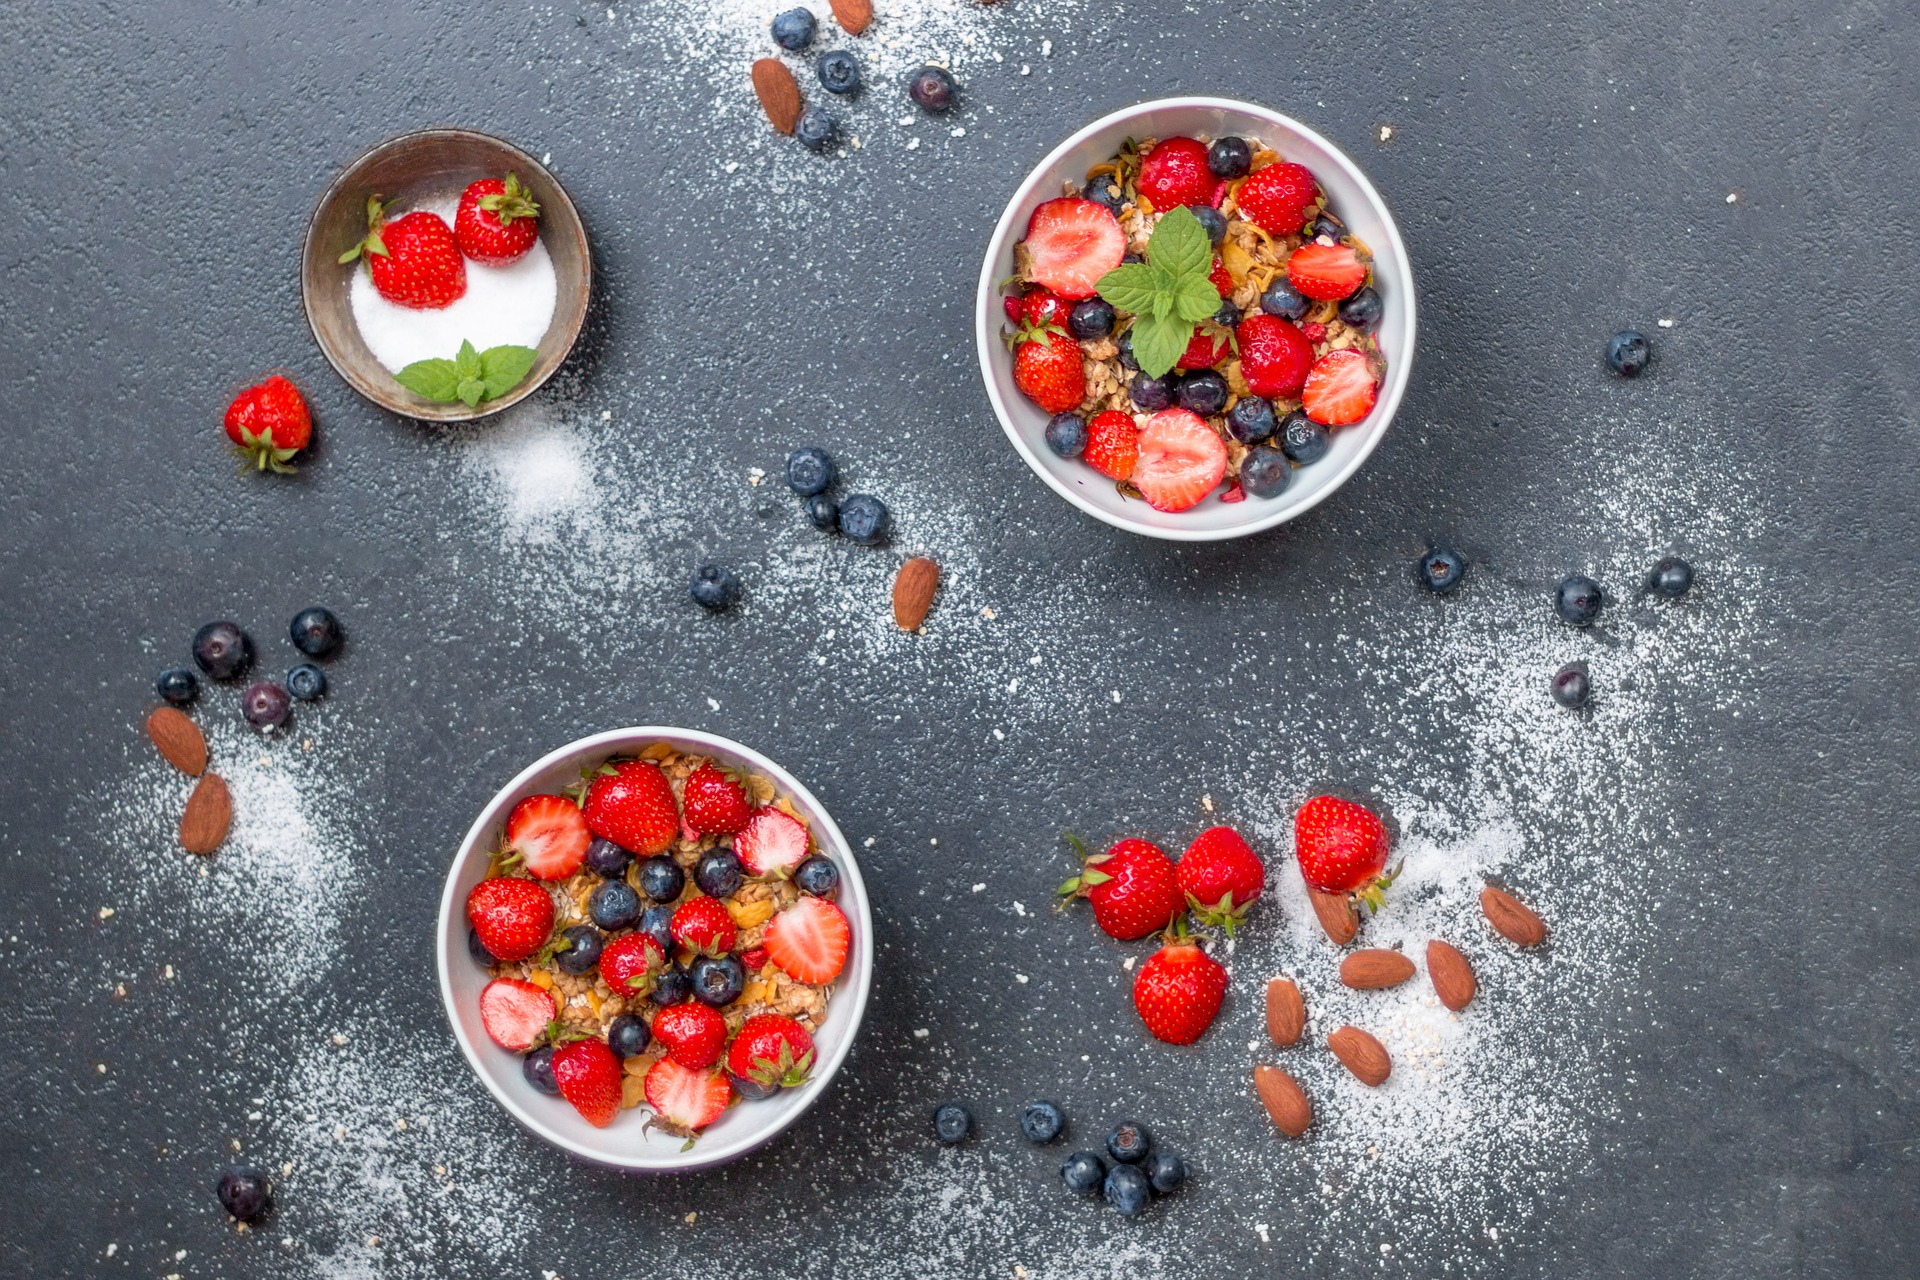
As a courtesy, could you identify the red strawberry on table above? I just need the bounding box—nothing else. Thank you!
[1022,197,1126,299]
[643,1057,731,1146]
[651,1001,727,1070]
[763,895,850,984]
[223,375,312,473]
[1131,408,1228,513]
[584,760,680,856]
[1012,325,1085,415]
[1058,836,1184,940]
[726,1014,816,1096]
[1236,313,1314,400]
[1138,136,1217,211]
[670,896,738,955]
[1178,824,1267,932]
[503,793,591,881]
[339,196,466,310]
[453,172,541,266]
[682,763,750,835]
[1235,161,1320,235]
[1132,929,1229,1045]
[1301,349,1380,426]
[1294,794,1394,909]
[1286,241,1369,301]
[552,1038,623,1128]
[598,931,666,997]
[477,977,556,1051]
[465,876,554,962]
[1083,409,1139,481]
[735,807,810,878]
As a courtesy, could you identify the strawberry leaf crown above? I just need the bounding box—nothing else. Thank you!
[337,194,391,265]
[741,1039,815,1089]
[477,171,541,225]
[230,425,301,475]
[1054,832,1114,902]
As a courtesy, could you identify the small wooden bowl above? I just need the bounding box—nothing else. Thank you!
[301,128,591,422]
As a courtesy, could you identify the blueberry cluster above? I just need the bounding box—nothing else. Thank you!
[155,606,344,732]
[929,1098,1189,1219]
[784,446,890,546]
[763,9,959,154]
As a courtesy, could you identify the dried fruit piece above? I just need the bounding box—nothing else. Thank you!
[751,59,803,134]
[179,773,232,855]
[1327,1025,1390,1087]
[145,706,207,776]
[1338,948,1416,990]
[1306,886,1358,944]
[1264,977,1305,1047]
[829,0,872,34]
[892,557,940,631]
[1426,940,1477,1011]
[1480,885,1547,947]
[1253,1064,1312,1138]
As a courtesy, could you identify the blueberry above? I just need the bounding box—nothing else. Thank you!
[1145,1149,1187,1195]
[1083,176,1125,216]
[690,954,746,1007]
[1116,329,1138,370]
[650,965,692,1007]
[1309,212,1345,241]
[816,50,860,94]
[1044,412,1087,458]
[589,880,642,932]
[1278,410,1330,464]
[1062,1151,1106,1194]
[796,106,838,152]
[770,6,816,49]
[695,849,744,898]
[522,1047,560,1095]
[794,854,841,898]
[586,838,632,879]
[607,1013,652,1059]
[1068,298,1115,340]
[732,1071,777,1101]
[241,681,290,730]
[191,621,254,680]
[1259,279,1310,321]
[1648,556,1694,597]
[285,663,327,701]
[1211,299,1240,327]
[1226,396,1277,444]
[1176,370,1229,417]
[467,926,497,967]
[637,904,675,953]
[1338,287,1383,331]
[690,564,741,611]
[1192,205,1227,245]
[288,607,344,658]
[217,1165,271,1222]
[636,855,685,903]
[1416,547,1467,595]
[838,494,890,545]
[932,1101,972,1144]
[1606,329,1650,377]
[1130,372,1176,412]
[786,446,837,496]
[1240,446,1292,499]
[155,667,199,705]
[1551,662,1591,709]
[1106,1121,1150,1164]
[555,923,604,975]
[1555,575,1604,626]
[907,64,956,112]
[1019,1099,1065,1143]
[1208,135,1252,178]
[1104,1162,1150,1217]
[805,493,839,532]
[1120,252,1144,265]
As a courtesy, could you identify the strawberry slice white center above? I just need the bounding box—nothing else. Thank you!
[1129,409,1229,513]
[734,807,810,877]
[644,1058,731,1134]
[478,977,554,1051]
[1022,197,1127,300]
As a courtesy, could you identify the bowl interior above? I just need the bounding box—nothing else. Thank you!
[436,729,873,1172]
[303,129,591,422]
[975,99,1416,541]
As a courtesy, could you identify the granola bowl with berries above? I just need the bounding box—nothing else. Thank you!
[435,728,873,1172]
[975,98,1416,541]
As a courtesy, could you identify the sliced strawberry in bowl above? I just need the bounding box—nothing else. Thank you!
[1023,198,1126,300]
[1130,409,1229,513]
[478,977,556,1051]
[1301,349,1380,426]
[735,807,810,878]
[1083,410,1139,481]
[552,1038,623,1128]
[643,1057,732,1147]
[503,793,591,881]
[763,895,851,985]
[1287,241,1369,301]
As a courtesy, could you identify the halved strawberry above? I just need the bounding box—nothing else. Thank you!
[763,895,850,985]
[583,760,680,856]
[734,807,810,878]
[644,1057,732,1145]
[465,875,555,962]
[1235,162,1320,235]
[598,931,666,997]
[478,977,555,1051]
[1130,409,1228,513]
[552,1038,623,1128]
[1083,409,1139,481]
[670,896,738,955]
[1022,198,1126,300]
[1301,349,1379,426]
[1138,136,1216,211]
[682,763,750,835]
[1236,313,1314,400]
[503,794,591,881]
[651,1000,728,1070]
[1286,242,1369,301]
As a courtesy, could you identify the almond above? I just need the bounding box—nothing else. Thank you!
[1253,1064,1311,1138]
[1264,976,1305,1047]
[751,59,803,135]
[145,706,207,777]
[829,0,873,34]
[1306,886,1358,944]
[892,557,940,632]
[179,773,232,856]
[1426,940,1477,1012]
[1480,885,1548,947]
[1339,948,1415,990]
[1327,1025,1390,1087]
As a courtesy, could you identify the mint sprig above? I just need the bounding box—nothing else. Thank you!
[1093,206,1223,379]
[393,340,538,408]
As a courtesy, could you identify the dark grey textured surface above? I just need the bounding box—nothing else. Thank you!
[1,1,1916,1276]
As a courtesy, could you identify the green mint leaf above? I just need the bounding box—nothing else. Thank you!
[1094,263,1163,315]
[1130,313,1190,379]
[454,340,484,380]
[1173,272,1223,324]
[479,345,538,398]
[392,359,461,402]
[1148,206,1211,282]
[456,377,487,408]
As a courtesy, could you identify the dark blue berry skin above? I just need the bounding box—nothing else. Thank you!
[1068,298,1115,340]
[794,854,841,898]
[1309,212,1345,241]
[285,663,327,701]
[1121,252,1144,265]
[1019,1099,1065,1143]
[1226,396,1277,444]
[1062,1151,1106,1194]
[907,64,956,111]
[1648,556,1694,597]
[1106,1121,1150,1164]
[796,106,837,151]
[217,1165,271,1221]
[1104,1162,1150,1217]
[1416,547,1468,594]
[933,1101,972,1144]
[1192,205,1227,245]
[1130,373,1176,412]
[650,965,692,1007]
[770,6,815,49]
[155,667,199,705]
[838,494,890,545]
[732,1071,777,1101]
[636,855,685,903]
[786,447,837,495]
[1176,370,1229,416]
[288,607,344,658]
[1279,410,1330,464]
[1145,1149,1187,1195]
[695,849,744,899]
[1552,663,1591,708]
[607,1013,652,1059]
[192,621,253,680]
[1208,135,1252,178]
[1083,176,1125,216]
[690,564,741,611]
[805,494,839,532]
[690,954,746,1007]
[1555,575,1604,625]
[637,904,675,953]
[1116,329,1138,369]
[1260,279,1310,321]
[1044,412,1088,458]
[1338,287,1383,331]
[522,1047,560,1095]
[816,50,860,94]
[1606,329,1650,376]
[1211,299,1240,327]
[589,880,643,931]
[1240,446,1292,499]
[242,680,291,730]
[555,924,604,974]
[586,838,632,879]
[467,926,497,967]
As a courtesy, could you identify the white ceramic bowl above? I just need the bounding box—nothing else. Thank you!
[435,727,874,1172]
[975,97,1418,542]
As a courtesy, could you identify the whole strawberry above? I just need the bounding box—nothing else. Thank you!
[551,1038,623,1128]
[1137,136,1217,211]
[339,195,466,310]
[1012,325,1085,415]
[598,931,665,997]
[1132,930,1228,1045]
[1236,314,1314,400]
[465,876,554,962]
[726,1013,816,1099]
[1057,836,1184,941]
[651,1001,727,1070]
[583,760,680,856]
[223,375,312,473]
[682,763,750,835]
[670,896,738,956]
[1234,161,1320,235]
[1294,794,1394,909]
[453,172,541,266]
[1177,825,1266,932]
[1018,287,1072,331]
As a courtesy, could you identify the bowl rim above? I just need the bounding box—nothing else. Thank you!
[301,126,592,423]
[434,726,874,1172]
[974,96,1418,542]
